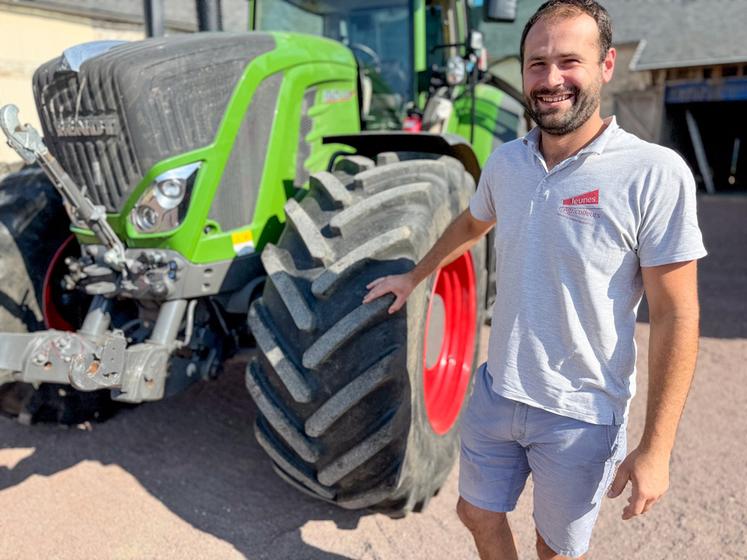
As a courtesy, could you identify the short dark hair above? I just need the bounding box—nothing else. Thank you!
[520,0,613,65]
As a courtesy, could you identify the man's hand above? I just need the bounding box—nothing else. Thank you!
[607,446,670,520]
[363,273,416,314]
[361,209,494,315]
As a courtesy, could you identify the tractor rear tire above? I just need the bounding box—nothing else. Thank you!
[247,153,486,515]
[0,166,116,424]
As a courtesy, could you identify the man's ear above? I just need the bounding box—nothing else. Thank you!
[602,47,616,83]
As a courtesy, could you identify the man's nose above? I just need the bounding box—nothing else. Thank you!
[545,64,564,88]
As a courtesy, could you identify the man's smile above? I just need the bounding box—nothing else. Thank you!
[534,91,575,108]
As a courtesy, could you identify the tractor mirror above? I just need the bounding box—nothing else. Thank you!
[485,0,517,22]
[469,30,484,52]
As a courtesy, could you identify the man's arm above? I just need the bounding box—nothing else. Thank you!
[362,209,494,313]
[608,260,700,519]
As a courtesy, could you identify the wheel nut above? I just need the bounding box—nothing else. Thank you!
[54,336,71,350]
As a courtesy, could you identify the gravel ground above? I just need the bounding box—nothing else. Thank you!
[0,195,744,559]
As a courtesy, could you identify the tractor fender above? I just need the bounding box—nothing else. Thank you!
[323,132,481,184]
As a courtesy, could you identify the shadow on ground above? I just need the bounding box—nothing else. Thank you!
[0,358,364,559]
[637,195,747,338]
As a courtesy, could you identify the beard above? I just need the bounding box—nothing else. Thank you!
[524,81,601,136]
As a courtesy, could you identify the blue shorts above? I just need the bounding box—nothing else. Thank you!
[459,364,627,558]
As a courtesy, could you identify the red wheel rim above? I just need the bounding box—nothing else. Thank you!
[42,235,77,331]
[422,252,477,435]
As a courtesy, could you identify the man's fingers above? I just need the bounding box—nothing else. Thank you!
[366,277,387,290]
[364,274,413,312]
[363,283,405,313]
[363,283,390,304]
[622,486,648,520]
[362,289,378,304]
[641,499,657,515]
[607,465,629,498]
[622,500,648,520]
[388,294,406,314]
[624,493,662,519]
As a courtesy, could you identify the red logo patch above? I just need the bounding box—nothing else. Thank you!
[563,189,599,206]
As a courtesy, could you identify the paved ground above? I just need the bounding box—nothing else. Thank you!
[0,196,745,559]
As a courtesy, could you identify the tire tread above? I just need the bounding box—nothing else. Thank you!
[305,352,395,437]
[245,359,320,462]
[247,302,314,402]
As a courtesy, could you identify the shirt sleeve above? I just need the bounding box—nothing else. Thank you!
[637,153,708,267]
[469,158,496,222]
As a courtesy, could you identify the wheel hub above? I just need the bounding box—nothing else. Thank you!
[422,252,477,435]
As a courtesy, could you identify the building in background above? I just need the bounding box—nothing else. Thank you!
[476,0,746,192]
[606,0,747,192]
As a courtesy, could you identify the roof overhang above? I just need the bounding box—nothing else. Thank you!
[629,39,747,72]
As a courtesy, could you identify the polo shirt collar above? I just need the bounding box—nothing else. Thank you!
[522,116,619,160]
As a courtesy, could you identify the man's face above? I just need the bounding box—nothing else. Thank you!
[522,13,615,136]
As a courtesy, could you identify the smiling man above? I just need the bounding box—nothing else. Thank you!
[363,1,707,558]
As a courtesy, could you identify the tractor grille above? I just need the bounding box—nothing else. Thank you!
[34,62,140,212]
[32,33,277,215]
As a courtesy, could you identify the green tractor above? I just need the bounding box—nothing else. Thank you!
[0,0,524,516]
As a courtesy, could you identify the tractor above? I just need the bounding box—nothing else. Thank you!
[0,0,525,516]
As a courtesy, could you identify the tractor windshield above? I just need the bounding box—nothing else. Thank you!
[256,0,413,126]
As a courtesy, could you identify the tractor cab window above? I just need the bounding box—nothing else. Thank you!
[256,0,413,129]
[422,0,463,100]
[255,0,324,34]
[426,4,446,70]
[425,0,459,69]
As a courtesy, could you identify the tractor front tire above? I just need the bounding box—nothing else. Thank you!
[247,153,485,515]
[0,167,115,424]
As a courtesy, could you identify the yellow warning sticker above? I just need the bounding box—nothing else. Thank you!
[231,229,255,256]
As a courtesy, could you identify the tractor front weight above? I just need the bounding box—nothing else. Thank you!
[0,296,195,403]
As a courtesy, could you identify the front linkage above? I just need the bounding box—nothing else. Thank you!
[0,105,225,403]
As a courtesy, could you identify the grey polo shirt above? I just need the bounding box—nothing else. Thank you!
[470,117,707,425]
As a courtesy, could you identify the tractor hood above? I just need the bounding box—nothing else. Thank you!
[32,32,355,215]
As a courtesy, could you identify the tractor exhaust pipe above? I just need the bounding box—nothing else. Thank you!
[144,0,165,38]
[197,0,223,32]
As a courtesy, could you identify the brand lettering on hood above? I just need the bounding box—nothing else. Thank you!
[54,115,120,137]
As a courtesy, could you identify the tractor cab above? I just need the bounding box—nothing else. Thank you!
[251,0,517,132]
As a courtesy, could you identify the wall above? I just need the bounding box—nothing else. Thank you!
[602,42,654,118]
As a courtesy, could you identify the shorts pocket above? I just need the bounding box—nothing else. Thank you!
[605,423,626,458]
[592,458,615,505]
[463,365,488,414]
[605,424,617,451]
[594,425,627,504]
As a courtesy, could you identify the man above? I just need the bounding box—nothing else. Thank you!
[363,1,707,558]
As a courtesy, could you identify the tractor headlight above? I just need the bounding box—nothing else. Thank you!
[446,56,467,86]
[131,162,201,233]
